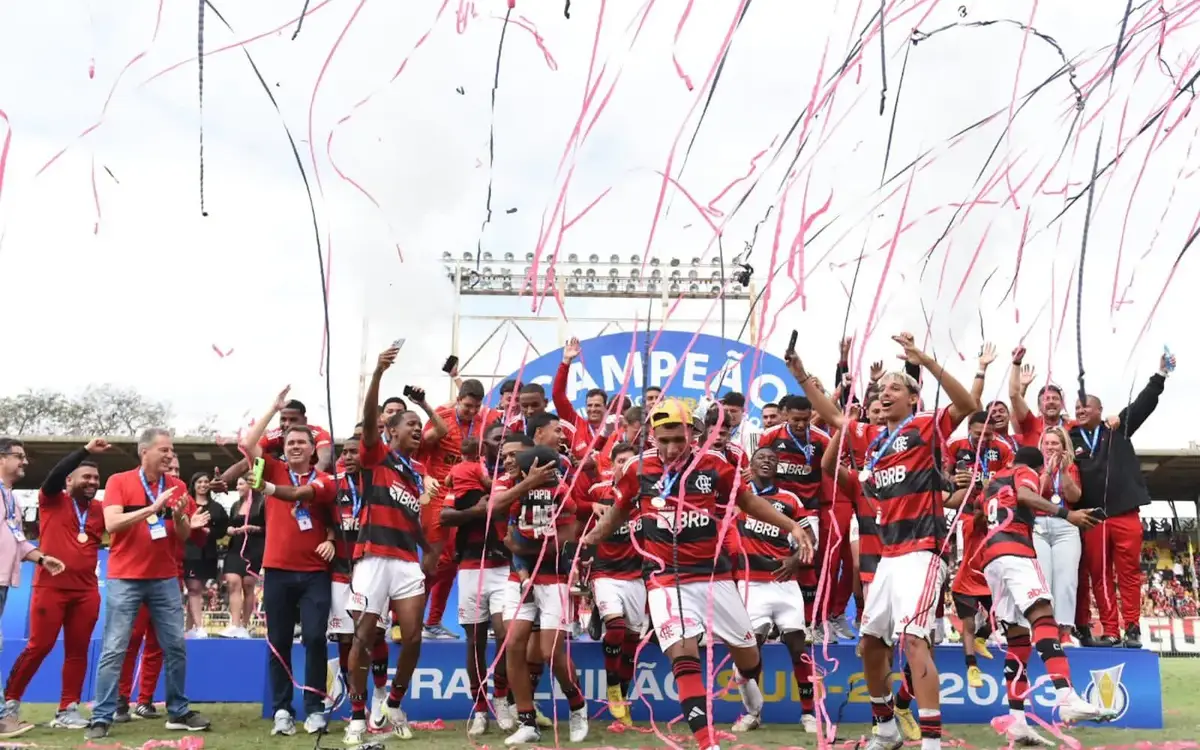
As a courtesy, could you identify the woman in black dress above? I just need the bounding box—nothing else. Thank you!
[184,471,230,636]
[221,477,265,638]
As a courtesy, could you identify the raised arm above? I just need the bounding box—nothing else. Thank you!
[1119,355,1170,437]
[893,334,976,427]
[242,386,292,461]
[970,343,997,409]
[1008,346,1034,424]
[553,338,584,425]
[43,438,110,496]
[411,388,448,447]
[786,350,846,432]
[362,346,399,451]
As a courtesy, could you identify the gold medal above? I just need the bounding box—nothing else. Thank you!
[650,497,666,509]
[1051,494,1062,505]
[77,532,88,543]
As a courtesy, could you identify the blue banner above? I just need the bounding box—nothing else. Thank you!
[268,641,1161,729]
[488,331,793,427]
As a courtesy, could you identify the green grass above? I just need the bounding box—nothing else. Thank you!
[12,659,1200,749]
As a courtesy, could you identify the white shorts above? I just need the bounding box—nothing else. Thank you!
[502,580,571,631]
[328,581,389,634]
[347,555,425,617]
[860,551,947,645]
[592,577,647,633]
[737,579,807,635]
[647,580,756,652]
[984,555,1051,628]
[457,567,509,625]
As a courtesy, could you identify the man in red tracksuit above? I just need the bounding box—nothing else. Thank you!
[1070,354,1170,649]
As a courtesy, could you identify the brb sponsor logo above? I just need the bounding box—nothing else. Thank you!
[1083,663,1129,719]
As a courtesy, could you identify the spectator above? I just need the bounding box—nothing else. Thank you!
[221,477,264,639]
[183,471,228,638]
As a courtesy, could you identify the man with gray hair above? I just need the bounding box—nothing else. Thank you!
[85,428,211,740]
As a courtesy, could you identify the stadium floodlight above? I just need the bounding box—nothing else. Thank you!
[710,270,721,281]
[669,258,680,267]
[568,281,579,292]
[651,269,662,280]
[630,269,640,280]
[585,281,596,292]
[482,252,493,261]
[523,266,532,277]
[647,280,659,293]
[669,282,681,293]
[689,283,699,293]
[711,257,721,266]
[607,281,618,292]
[609,254,620,264]
[502,280,513,291]
[631,254,641,264]
[504,251,515,261]
[650,257,661,267]
[710,284,721,296]
[463,251,474,261]
[691,257,701,267]
[568,253,579,263]
[589,253,600,264]
[608,268,619,278]
[688,269,698,280]
[442,251,452,261]
[572,267,582,277]
[670,269,682,279]
[625,282,636,292]
[500,267,512,278]
[482,266,493,276]
[586,268,597,279]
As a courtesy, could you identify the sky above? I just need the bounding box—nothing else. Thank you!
[0,0,1198,450]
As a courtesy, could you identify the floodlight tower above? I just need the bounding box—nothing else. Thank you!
[443,250,758,395]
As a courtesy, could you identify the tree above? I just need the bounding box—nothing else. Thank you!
[0,385,176,437]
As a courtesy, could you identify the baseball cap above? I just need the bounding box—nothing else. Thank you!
[650,399,691,429]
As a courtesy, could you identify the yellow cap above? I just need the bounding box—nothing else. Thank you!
[649,398,690,429]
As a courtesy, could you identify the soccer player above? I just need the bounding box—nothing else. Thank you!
[586,400,814,750]
[973,446,1107,743]
[257,398,336,472]
[341,345,441,744]
[243,388,339,737]
[4,439,102,731]
[733,446,821,734]
[554,337,610,461]
[787,333,977,750]
[578,441,643,726]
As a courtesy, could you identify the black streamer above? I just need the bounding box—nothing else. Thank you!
[877,0,888,115]
[564,0,571,19]
[198,0,208,217]
[292,0,313,40]
[476,5,514,270]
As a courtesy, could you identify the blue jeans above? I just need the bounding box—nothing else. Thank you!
[263,569,332,716]
[93,578,188,724]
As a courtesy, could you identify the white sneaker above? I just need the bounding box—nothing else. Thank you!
[342,718,367,745]
[270,709,296,736]
[49,703,90,729]
[504,723,541,745]
[829,614,856,641]
[186,628,208,639]
[303,712,327,734]
[368,694,388,732]
[801,713,818,733]
[568,707,588,742]
[1059,692,1101,724]
[731,712,761,732]
[387,703,413,739]
[934,618,947,645]
[467,711,489,738]
[3,700,18,720]
[1007,720,1055,746]
[494,700,517,731]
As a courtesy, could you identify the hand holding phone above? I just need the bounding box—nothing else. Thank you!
[403,385,426,404]
[442,355,459,375]
[785,330,799,360]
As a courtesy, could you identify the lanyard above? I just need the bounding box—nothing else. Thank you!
[392,452,425,496]
[288,468,317,486]
[658,470,681,503]
[1081,426,1102,456]
[343,474,361,517]
[971,439,989,475]
[996,433,1017,453]
[786,425,813,466]
[751,483,776,496]
[867,415,915,472]
[138,470,165,503]
[1053,470,1061,497]
[0,483,14,521]
[456,410,476,437]
[73,498,89,533]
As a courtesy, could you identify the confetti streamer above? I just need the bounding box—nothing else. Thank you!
[197,0,207,217]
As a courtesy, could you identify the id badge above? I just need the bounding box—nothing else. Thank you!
[7,520,24,543]
[295,507,313,531]
[147,516,167,541]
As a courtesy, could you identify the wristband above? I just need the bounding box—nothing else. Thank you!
[262,482,277,497]
[1056,506,1070,520]
[35,556,44,567]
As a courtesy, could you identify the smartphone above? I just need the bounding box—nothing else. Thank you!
[1090,508,1109,521]
[442,355,459,375]
[251,457,265,490]
[955,458,970,473]
[787,329,798,354]
[392,338,406,350]
[402,384,425,402]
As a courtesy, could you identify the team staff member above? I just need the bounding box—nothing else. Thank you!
[1008,347,1073,447]
[243,388,339,737]
[588,400,814,750]
[554,337,610,461]
[1034,427,1084,645]
[421,379,485,641]
[4,439,97,731]
[789,333,977,750]
[86,429,210,740]
[342,345,440,745]
[1070,352,1172,649]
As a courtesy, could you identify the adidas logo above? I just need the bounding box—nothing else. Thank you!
[688,707,706,721]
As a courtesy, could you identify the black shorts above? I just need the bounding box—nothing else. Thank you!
[223,550,262,578]
[184,559,219,583]
[952,591,993,621]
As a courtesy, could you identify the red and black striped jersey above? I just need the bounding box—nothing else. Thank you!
[721,444,748,472]
[613,449,738,589]
[735,486,804,583]
[444,460,509,570]
[355,442,427,563]
[979,465,1040,568]
[505,413,578,443]
[945,437,1014,479]
[331,471,365,584]
[838,471,881,583]
[584,479,641,580]
[952,494,989,596]
[758,424,830,512]
[509,476,576,585]
[849,409,955,558]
